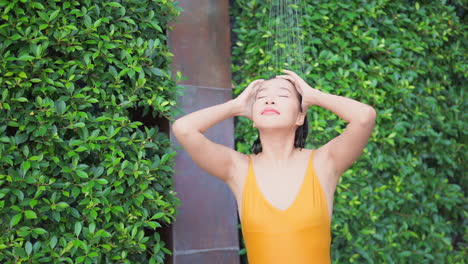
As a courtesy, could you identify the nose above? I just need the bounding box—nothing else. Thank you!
[265,96,275,104]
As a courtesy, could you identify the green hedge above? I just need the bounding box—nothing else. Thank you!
[230,1,466,263]
[0,1,184,263]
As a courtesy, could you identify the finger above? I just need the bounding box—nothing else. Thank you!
[248,79,264,88]
[276,75,295,81]
[252,80,264,92]
[282,69,300,78]
[276,75,299,87]
[279,72,299,82]
[254,80,264,87]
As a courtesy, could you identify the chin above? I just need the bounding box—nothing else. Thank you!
[255,121,290,130]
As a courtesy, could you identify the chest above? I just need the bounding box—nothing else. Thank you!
[252,166,307,208]
[228,155,337,221]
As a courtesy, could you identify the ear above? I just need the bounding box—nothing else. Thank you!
[296,112,306,126]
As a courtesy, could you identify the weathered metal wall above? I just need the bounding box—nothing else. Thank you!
[165,0,239,263]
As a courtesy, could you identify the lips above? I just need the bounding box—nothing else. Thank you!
[261,107,280,115]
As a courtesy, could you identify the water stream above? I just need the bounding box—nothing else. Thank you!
[264,0,306,77]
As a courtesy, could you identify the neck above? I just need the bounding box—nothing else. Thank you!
[257,127,301,166]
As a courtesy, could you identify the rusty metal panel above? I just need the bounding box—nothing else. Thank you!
[169,86,239,263]
[166,0,238,263]
[176,250,240,264]
[168,0,232,89]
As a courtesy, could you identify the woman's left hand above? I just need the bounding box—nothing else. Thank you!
[276,69,321,111]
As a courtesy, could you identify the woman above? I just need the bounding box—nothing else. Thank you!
[172,69,376,264]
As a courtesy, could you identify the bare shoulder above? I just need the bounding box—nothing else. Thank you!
[233,147,314,175]
[226,148,324,189]
[229,147,312,175]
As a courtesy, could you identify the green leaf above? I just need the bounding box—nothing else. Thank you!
[25,241,32,255]
[89,222,96,233]
[94,166,104,177]
[94,18,102,28]
[151,212,164,220]
[25,210,37,219]
[31,2,45,9]
[75,146,88,152]
[76,170,88,178]
[21,161,31,172]
[147,221,161,229]
[1,89,8,100]
[49,236,57,249]
[150,67,164,77]
[107,2,122,7]
[29,199,38,208]
[97,179,108,184]
[49,9,60,22]
[15,97,28,102]
[72,187,80,197]
[74,222,82,237]
[10,213,22,227]
[60,240,74,255]
[57,202,69,209]
[29,155,43,161]
[33,228,47,235]
[18,54,35,61]
[54,101,66,115]
[112,206,124,213]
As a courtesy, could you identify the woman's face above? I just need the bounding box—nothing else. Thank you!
[252,78,305,129]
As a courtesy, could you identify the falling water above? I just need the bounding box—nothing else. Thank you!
[263,0,306,78]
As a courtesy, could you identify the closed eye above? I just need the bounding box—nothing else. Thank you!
[257,95,288,99]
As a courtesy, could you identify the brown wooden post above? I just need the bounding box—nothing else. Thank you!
[163,0,239,263]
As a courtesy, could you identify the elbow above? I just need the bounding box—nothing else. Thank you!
[172,120,198,137]
[171,120,179,132]
[171,120,186,136]
[360,106,377,126]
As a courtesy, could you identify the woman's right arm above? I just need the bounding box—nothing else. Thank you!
[172,80,264,183]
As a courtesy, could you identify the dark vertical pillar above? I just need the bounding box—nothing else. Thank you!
[165,0,239,263]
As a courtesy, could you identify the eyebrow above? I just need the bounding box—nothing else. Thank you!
[256,87,292,95]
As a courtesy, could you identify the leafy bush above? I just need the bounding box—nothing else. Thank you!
[230,0,466,263]
[0,1,184,263]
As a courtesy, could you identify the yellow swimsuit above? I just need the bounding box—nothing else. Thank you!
[241,150,331,264]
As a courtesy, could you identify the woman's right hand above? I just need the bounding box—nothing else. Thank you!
[233,79,265,120]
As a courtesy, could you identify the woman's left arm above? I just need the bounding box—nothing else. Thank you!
[308,90,377,175]
[277,69,377,176]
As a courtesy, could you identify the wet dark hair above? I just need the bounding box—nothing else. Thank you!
[251,78,309,154]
